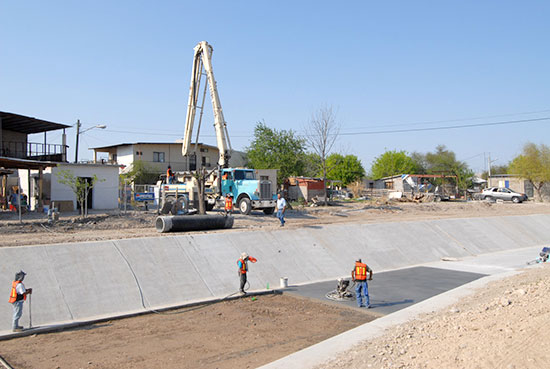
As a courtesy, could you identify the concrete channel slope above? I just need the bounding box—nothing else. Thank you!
[1,214,549,332]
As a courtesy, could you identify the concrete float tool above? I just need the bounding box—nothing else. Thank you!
[156,214,234,233]
[325,278,355,301]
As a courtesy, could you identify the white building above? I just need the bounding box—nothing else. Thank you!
[19,163,120,212]
[92,142,247,175]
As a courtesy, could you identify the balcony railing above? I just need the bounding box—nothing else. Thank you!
[1,141,68,162]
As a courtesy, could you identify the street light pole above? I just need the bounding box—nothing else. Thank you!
[74,120,81,163]
[74,121,107,163]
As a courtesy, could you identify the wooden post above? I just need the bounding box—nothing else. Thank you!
[38,167,44,212]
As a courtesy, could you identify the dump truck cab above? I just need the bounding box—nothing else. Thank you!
[220,168,276,215]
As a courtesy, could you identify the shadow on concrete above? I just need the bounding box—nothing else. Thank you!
[370,298,414,308]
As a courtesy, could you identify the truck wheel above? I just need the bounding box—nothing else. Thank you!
[239,197,252,215]
[160,196,176,215]
[263,207,275,215]
[171,196,188,215]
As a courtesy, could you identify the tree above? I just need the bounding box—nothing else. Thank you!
[370,150,419,180]
[304,105,340,205]
[326,153,365,186]
[423,145,473,190]
[246,121,307,185]
[301,152,321,178]
[120,160,160,185]
[55,168,104,218]
[509,143,550,202]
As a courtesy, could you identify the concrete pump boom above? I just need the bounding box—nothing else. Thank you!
[182,41,232,168]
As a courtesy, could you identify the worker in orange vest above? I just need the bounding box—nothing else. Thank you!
[8,270,32,332]
[351,258,373,308]
[237,252,257,295]
[166,166,174,184]
[224,193,233,215]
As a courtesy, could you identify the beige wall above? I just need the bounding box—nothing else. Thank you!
[97,143,247,176]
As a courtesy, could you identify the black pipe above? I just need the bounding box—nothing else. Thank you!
[156,215,234,233]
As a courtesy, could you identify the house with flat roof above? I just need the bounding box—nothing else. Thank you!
[1,111,119,212]
[92,141,247,175]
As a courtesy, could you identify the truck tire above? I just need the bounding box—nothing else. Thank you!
[239,197,252,215]
[263,207,275,215]
[170,196,188,215]
[160,196,176,215]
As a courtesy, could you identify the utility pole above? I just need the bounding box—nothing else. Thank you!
[74,119,81,163]
[74,120,106,163]
[487,153,498,188]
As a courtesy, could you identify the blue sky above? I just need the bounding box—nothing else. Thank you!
[1,1,549,174]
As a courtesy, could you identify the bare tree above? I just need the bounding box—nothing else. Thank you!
[304,105,340,205]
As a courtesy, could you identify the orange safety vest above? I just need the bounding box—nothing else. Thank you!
[238,258,247,274]
[8,281,25,303]
[167,169,173,178]
[225,196,233,211]
[354,262,368,281]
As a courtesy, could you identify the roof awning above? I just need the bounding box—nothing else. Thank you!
[0,111,71,134]
[0,156,56,170]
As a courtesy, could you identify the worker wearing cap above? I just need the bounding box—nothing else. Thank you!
[8,270,32,332]
[224,193,233,215]
[237,252,257,295]
[351,258,373,308]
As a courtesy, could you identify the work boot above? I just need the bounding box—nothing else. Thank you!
[12,326,23,332]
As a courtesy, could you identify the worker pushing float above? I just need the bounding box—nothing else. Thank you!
[351,258,373,308]
[237,252,257,295]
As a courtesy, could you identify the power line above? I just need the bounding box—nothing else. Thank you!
[343,108,550,130]
[102,116,549,138]
[338,117,550,136]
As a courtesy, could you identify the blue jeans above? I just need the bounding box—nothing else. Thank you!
[277,210,285,225]
[355,281,370,307]
[12,300,24,328]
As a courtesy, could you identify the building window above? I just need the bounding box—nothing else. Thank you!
[153,152,165,162]
[201,156,211,167]
[385,181,394,190]
[200,148,208,153]
[136,151,143,156]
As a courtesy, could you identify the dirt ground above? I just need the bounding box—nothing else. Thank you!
[0,294,373,369]
[317,263,550,369]
[2,200,550,247]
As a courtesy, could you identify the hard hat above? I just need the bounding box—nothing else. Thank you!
[241,252,248,259]
[15,270,26,281]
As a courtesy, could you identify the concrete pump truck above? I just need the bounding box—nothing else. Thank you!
[158,41,276,215]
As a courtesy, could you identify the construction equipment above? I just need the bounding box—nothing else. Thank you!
[159,41,276,215]
[325,278,355,301]
[527,247,550,265]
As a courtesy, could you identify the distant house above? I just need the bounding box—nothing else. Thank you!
[1,111,120,212]
[22,163,120,212]
[285,177,326,202]
[92,142,247,176]
[487,174,550,201]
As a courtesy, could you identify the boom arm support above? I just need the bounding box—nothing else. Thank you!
[182,41,232,168]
